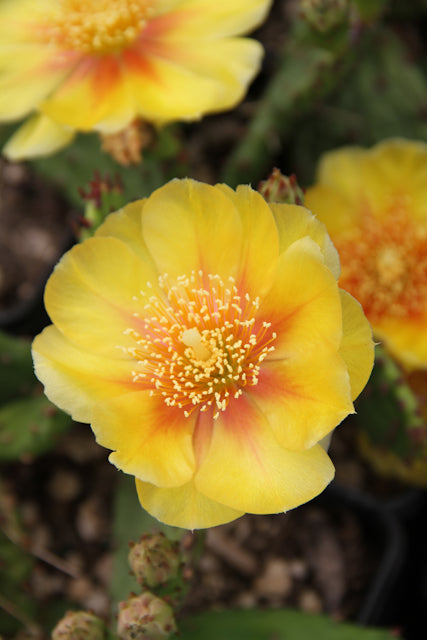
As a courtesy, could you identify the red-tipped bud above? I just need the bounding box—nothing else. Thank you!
[258,169,305,205]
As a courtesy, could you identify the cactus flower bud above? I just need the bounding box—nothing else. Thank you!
[258,169,305,205]
[299,0,349,32]
[51,611,105,640]
[128,533,181,588]
[117,593,177,640]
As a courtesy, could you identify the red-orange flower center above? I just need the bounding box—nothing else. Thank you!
[39,0,152,54]
[335,205,427,322]
[124,271,277,418]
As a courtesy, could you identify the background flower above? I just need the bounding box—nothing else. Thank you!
[32,178,373,529]
[305,138,427,372]
[0,0,271,160]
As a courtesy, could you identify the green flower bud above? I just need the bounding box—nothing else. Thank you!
[299,0,349,33]
[51,611,105,640]
[128,533,181,588]
[117,593,177,640]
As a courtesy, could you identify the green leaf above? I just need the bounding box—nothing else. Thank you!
[179,609,396,640]
[0,394,71,460]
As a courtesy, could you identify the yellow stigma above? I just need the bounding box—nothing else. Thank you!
[42,0,153,54]
[181,328,212,362]
[123,271,276,419]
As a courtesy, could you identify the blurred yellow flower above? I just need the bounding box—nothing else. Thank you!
[0,0,271,160]
[306,138,427,371]
[32,179,373,529]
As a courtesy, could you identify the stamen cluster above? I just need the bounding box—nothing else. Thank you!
[336,207,427,321]
[42,0,151,54]
[124,272,276,418]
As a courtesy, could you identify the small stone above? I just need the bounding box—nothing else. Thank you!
[48,469,82,502]
[234,591,257,609]
[288,558,308,580]
[253,558,292,599]
[76,497,106,542]
[94,553,113,587]
[298,588,324,614]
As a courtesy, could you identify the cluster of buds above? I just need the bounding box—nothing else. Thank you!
[50,533,185,640]
[258,168,305,205]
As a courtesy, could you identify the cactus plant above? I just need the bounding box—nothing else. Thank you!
[354,347,427,486]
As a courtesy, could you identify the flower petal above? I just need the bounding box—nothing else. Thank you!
[44,237,160,358]
[258,237,343,359]
[92,393,196,488]
[338,290,374,400]
[141,179,242,280]
[304,184,355,235]
[41,57,135,133]
[373,315,427,371]
[122,38,262,122]
[160,0,271,39]
[306,139,427,228]
[270,203,340,279]
[32,325,135,424]
[126,50,234,122]
[310,145,366,202]
[195,394,335,513]
[0,45,69,120]
[3,112,75,160]
[216,184,278,297]
[250,348,353,451]
[136,477,244,529]
[361,138,427,221]
[95,199,157,265]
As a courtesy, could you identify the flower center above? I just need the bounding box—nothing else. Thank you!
[41,0,152,54]
[124,272,276,418]
[335,205,427,322]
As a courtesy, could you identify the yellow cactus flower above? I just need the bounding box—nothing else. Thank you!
[306,138,427,372]
[32,179,373,529]
[0,0,271,160]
